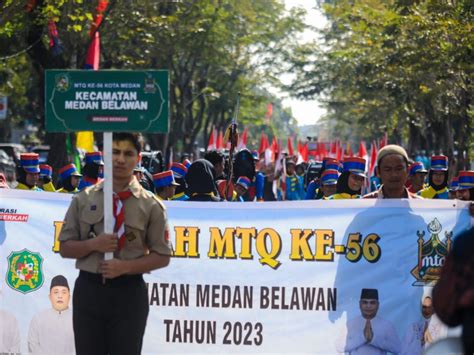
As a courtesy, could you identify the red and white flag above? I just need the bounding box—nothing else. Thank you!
[237,127,248,150]
[207,127,216,151]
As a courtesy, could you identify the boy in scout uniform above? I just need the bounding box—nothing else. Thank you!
[59,132,172,355]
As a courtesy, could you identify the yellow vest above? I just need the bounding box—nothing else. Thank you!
[328,192,361,200]
[15,182,42,191]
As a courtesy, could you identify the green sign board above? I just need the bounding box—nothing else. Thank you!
[45,70,168,132]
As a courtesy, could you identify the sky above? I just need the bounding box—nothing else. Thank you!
[280,0,328,127]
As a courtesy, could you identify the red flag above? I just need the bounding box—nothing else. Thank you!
[369,140,377,176]
[89,0,109,38]
[265,103,273,124]
[379,132,388,149]
[336,143,342,161]
[301,143,309,162]
[216,130,224,150]
[85,31,100,70]
[238,127,248,150]
[207,127,216,151]
[358,141,367,158]
[287,137,294,157]
[258,131,268,154]
[271,137,279,158]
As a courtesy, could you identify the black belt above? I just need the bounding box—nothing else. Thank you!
[79,270,143,286]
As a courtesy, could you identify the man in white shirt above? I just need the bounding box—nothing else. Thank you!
[28,275,75,354]
[336,288,401,354]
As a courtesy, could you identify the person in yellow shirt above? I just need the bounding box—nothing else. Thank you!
[38,164,56,192]
[15,153,42,191]
[57,164,82,193]
[328,157,366,199]
[418,156,449,199]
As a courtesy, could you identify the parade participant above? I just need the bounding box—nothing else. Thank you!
[15,153,42,191]
[407,162,427,193]
[336,288,401,354]
[170,162,189,201]
[59,132,172,355]
[234,176,251,202]
[448,176,459,199]
[306,158,339,199]
[0,173,9,188]
[329,157,366,199]
[185,159,221,201]
[216,179,237,201]
[433,227,474,355]
[28,275,75,354]
[153,170,179,200]
[364,145,422,199]
[418,155,449,199]
[38,164,56,192]
[454,170,474,201]
[263,163,277,201]
[204,150,225,180]
[182,158,192,169]
[78,151,104,190]
[317,169,339,199]
[56,164,82,194]
[285,160,305,200]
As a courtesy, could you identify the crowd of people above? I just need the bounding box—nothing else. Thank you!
[2,142,473,204]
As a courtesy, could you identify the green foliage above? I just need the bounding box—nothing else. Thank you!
[288,0,473,168]
[0,0,306,156]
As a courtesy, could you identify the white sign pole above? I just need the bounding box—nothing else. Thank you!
[103,132,114,261]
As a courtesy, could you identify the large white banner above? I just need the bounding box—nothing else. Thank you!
[0,189,471,354]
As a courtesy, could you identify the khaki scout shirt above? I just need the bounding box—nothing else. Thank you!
[59,178,172,273]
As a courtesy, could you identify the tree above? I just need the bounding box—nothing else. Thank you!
[1,0,306,170]
[287,0,473,169]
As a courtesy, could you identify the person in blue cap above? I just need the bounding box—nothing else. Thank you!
[153,170,180,200]
[170,162,189,201]
[455,171,474,201]
[16,153,42,191]
[418,155,449,199]
[408,162,428,194]
[78,151,104,190]
[329,157,366,199]
[317,169,339,199]
[235,176,251,202]
[38,164,56,192]
[448,176,459,199]
[305,158,339,199]
[57,164,82,193]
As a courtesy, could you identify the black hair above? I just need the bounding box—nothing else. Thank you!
[82,162,101,179]
[112,132,144,153]
[204,150,224,166]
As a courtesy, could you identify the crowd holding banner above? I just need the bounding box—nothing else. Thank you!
[0,188,471,353]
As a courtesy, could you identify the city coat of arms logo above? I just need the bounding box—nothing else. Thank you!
[6,249,44,294]
[55,73,70,92]
[411,218,452,286]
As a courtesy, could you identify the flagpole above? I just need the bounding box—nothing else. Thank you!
[103,132,114,263]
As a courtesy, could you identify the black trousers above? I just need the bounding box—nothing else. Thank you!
[73,271,149,355]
